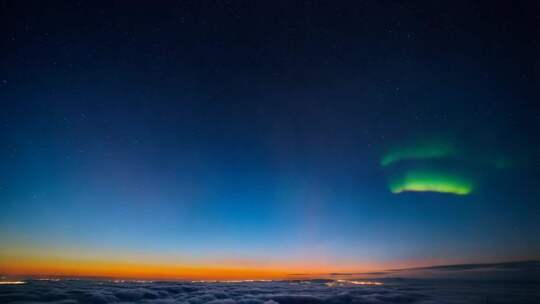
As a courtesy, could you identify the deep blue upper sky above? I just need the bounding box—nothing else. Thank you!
[0,1,539,277]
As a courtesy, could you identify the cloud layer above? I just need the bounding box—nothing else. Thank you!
[1,278,538,304]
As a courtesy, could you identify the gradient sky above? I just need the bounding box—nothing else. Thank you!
[1,1,539,279]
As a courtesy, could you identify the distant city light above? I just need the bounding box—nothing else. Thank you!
[326,280,384,287]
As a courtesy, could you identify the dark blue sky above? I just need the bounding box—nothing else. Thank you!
[0,1,539,278]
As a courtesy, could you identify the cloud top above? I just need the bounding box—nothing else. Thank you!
[1,277,538,304]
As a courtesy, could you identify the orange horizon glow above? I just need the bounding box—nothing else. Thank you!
[1,258,287,280]
[0,245,392,280]
[2,248,530,280]
[0,254,394,280]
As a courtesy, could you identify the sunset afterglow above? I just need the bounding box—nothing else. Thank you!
[1,2,539,303]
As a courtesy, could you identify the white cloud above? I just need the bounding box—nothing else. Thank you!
[0,278,537,304]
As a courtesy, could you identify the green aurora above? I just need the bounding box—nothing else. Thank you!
[381,138,476,195]
[380,140,458,167]
[388,169,473,195]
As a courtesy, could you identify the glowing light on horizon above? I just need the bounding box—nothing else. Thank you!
[191,279,274,283]
[0,281,26,285]
[346,280,384,285]
[326,280,384,287]
[112,280,154,283]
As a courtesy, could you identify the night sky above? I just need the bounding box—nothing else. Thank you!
[1,1,539,279]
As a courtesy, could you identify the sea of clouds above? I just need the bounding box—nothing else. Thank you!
[1,278,538,304]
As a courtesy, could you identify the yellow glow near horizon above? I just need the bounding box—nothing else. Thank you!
[326,279,384,287]
[0,252,384,280]
[0,259,289,280]
[0,244,442,280]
